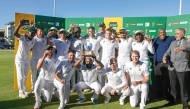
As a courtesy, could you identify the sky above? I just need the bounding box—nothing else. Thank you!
[0,0,190,28]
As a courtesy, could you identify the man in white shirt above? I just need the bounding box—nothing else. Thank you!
[34,45,59,109]
[101,58,130,105]
[132,31,154,64]
[117,28,133,70]
[69,27,85,92]
[30,27,47,92]
[99,28,118,88]
[54,50,76,109]
[50,29,71,61]
[74,53,104,104]
[125,50,149,109]
[96,22,106,42]
[14,19,36,98]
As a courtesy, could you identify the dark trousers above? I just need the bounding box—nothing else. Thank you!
[169,70,189,107]
[154,63,173,101]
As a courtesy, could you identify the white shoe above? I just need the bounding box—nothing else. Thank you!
[70,89,74,93]
[24,91,30,95]
[34,101,41,109]
[91,90,94,93]
[19,93,28,98]
[119,99,124,105]
[58,104,65,109]
[104,95,111,103]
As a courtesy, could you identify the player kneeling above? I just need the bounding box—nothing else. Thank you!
[54,50,76,109]
[100,58,130,105]
[34,45,60,109]
[74,53,104,104]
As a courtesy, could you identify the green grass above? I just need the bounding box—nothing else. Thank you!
[0,50,187,109]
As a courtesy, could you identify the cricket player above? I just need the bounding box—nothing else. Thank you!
[74,54,104,104]
[30,27,47,92]
[50,29,71,61]
[14,19,36,98]
[132,31,154,64]
[54,50,76,109]
[69,27,85,92]
[99,28,118,88]
[100,58,130,105]
[117,28,133,70]
[34,45,59,109]
[125,50,149,109]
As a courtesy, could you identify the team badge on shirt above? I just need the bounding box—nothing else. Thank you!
[59,41,61,43]
[63,65,67,68]
[139,68,141,71]
[129,67,132,70]
[133,43,136,45]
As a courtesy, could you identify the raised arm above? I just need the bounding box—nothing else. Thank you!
[55,62,65,84]
[36,50,48,69]
[14,19,24,38]
[92,55,104,70]
[74,55,84,69]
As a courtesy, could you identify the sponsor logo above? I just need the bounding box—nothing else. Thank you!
[145,22,149,27]
[41,22,47,24]
[130,23,136,26]
[48,22,54,25]
[152,22,155,27]
[126,23,129,27]
[168,22,171,26]
[86,23,90,27]
[145,29,148,34]
[180,21,188,24]
[137,23,143,26]
[156,23,163,26]
[166,29,172,32]
[37,21,40,24]
[149,30,156,32]
[172,22,179,25]
[55,22,59,26]
[79,24,85,26]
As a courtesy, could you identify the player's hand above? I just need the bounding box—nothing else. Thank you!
[47,31,53,38]
[162,57,167,64]
[111,88,116,95]
[43,50,49,57]
[60,79,65,84]
[132,81,139,86]
[19,18,25,26]
[92,55,96,60]
[122,85,129,91]
[30,20,34,27]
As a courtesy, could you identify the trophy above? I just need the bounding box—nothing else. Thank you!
[84,41,94,57]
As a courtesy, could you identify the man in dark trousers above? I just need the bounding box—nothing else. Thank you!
[152,29,175,102]
[163,28,190,109]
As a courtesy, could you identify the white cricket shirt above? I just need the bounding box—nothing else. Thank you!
[96,32,105,41]
[125,61,149,82]
[132,40,154,63]
[15,35,35,63]
[118,38,133,60]
[32,36,47,58]
[38,58,60,82]
[51,38,71,60]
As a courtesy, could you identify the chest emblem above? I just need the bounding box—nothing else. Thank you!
[129,67,132,70]
[139,68,141,71]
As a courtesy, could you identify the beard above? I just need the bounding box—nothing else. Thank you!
[86,64,92,69]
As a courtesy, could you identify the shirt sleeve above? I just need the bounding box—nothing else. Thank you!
[147,41,155,54]
[18,35,25,41]
[96,68,108,75]
[115,70,127,90]
[55,61,63,73]
[143,63,149,76]
[50,39,57,45]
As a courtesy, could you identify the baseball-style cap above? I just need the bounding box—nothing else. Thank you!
[119,28,130,34]
[134,30,144,36]
[59,28,67,34]
[99,22,105,27]
[28,27,36,33]
[50,27,58,31]
[44,45,53,51]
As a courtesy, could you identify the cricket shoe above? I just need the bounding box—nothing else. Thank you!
[78,98,86,103]
[34,101,41,109]
[104,95,111,103]
[119,99,124,105]
[19,93,28,98]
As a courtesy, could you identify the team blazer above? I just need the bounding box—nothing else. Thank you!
[163,38,190,72]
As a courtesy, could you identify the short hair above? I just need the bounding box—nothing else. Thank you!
[37,27,44,31]
[105,28,112,32]
[75,27,81,32]
[131,50,140,57]
[88,26,95,31]
[68,50,76,54]
[135,32,144,37]
[158,29,165,32]
[176,28,186,35]
[110,58,117,64]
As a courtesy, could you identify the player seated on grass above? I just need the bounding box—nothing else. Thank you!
[74,53,104,104]
[34,45,60,109]
[125,50,149,109]
[54,50,76,109]
[100,58,130,105]
[14,18,36,98]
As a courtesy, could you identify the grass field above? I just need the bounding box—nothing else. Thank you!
[0,50,188,109]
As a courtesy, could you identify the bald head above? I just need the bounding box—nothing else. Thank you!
[85,57,93,64]
[158,29,166,40]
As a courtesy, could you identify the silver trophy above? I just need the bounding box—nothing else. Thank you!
[84,41,94,56]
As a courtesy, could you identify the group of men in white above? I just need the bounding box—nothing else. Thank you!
[14,19,154,109]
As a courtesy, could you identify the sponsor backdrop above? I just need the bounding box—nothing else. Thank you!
[166,14,190,37]
[35,15,65,34]
[123,17,167,38]
[65,18,104,36]
[14,13,35,90]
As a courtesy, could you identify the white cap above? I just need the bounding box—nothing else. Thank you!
[59,28,65,32]
[50,27,58,31]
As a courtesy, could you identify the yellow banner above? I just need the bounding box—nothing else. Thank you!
[14,13,35,90]
[104,17,123,37]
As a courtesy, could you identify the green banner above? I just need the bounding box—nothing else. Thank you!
[123,17,166,39]
[166,14,190,37]
[35,15,65,34]
[65,18,104,36]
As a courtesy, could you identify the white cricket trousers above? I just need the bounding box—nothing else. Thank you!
[15,62,29,94]
[75,81,101,99]
[101,84,129,100]
[129,83,149,109]
[98,59,110,88]
[54,79,70,108]
[34,78,54,103]
[30,57,40,91]
[118,56,130,70]
[70,69,82,90]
